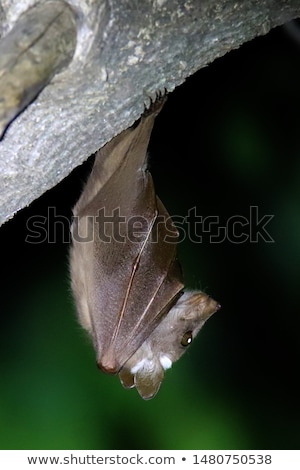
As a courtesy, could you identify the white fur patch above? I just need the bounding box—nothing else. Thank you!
[130,359,146,374]
[160,355,172,370]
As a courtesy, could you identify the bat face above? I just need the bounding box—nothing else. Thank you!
[70,97,219,399]
[119,291,220,399]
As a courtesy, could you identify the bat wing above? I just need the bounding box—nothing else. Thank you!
[91,169,183,374]
[71,105,184,374]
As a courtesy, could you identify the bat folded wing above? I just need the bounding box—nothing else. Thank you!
[93,187,184,374]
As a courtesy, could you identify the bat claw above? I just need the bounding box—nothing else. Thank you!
[143,89,167,117]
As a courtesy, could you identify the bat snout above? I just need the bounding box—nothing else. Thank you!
[200,296,221,321]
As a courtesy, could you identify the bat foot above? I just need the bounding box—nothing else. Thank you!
[143,89,167,118]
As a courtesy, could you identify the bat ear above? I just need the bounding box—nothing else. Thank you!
[119,363,165,400]
[135,365,165,400]
[119,367,135,389]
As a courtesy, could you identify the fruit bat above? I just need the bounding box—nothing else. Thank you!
[70,97,220,399]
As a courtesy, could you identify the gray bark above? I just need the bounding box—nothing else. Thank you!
[0,0,299,226]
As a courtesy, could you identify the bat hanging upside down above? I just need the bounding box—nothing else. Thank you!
[70,97,220,399]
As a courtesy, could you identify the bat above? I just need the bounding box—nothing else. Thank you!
[70,97,220,399]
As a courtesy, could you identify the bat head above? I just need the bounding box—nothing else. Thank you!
[118,291,220,399]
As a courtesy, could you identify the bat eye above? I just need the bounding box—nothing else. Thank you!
[181,331,193,347]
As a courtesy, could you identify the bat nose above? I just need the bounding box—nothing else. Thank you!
[201,296,220,320]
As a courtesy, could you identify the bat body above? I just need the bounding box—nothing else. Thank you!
[70,99,219,399]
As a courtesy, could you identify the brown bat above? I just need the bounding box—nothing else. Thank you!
[70,98,220,399]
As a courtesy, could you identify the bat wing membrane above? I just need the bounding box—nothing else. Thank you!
[93,168,183,373]
[72,106,183,374]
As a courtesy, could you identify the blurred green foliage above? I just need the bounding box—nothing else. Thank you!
[1,23,300,449]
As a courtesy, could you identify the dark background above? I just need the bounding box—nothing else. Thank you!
[1,21,300,449]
